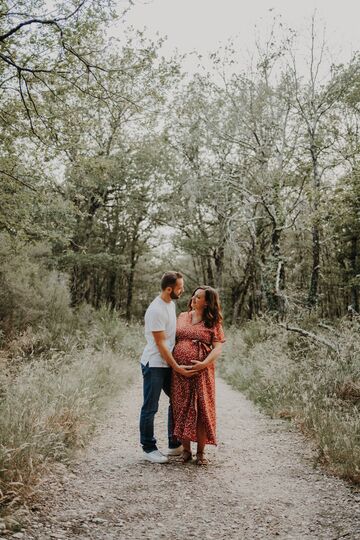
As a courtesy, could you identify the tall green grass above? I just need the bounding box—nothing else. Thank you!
[0,239,146,519]
[0,312,144,515]
[220,317,360,484]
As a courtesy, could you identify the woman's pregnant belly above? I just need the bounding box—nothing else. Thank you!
[173,339,199,365]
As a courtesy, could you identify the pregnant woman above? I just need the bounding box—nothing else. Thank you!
[171,285,225,465]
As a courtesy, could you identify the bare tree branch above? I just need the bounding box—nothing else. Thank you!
[280,323,339,352]
[0,1,87,42]
[0,169,38,191]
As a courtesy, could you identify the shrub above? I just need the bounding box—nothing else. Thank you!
[0,321,143,513]
[0,237,72,340]
[220,317,360,483]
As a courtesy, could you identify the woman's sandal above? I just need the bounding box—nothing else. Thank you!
[182,450,193,463]
[195,453,209,466]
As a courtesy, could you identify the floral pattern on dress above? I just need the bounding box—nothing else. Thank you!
[171,311,225,445]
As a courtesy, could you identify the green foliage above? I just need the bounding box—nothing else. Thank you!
[220,319,360,483]
[0,12,360,524]
[91,305,128,352]
[330,168,360,310]
[0,237,72,338]
[0,319,143,513]
[0,0,116,240]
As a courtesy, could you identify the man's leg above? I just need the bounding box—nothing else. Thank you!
[163,368,182,450]
[139,364,163,453]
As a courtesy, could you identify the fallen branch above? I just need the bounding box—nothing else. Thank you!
[275,260,282,295]
[347,305,359,318]
[279,323,339,353]
[318,322,341,337]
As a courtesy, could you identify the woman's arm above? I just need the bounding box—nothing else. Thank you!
[190,341,223,371]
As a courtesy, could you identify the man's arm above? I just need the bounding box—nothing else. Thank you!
[152,331,196,377]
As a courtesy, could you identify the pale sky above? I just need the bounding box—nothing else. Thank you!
[113,0,360,73]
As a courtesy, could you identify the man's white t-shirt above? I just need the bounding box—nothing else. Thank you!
[140,295,176,368]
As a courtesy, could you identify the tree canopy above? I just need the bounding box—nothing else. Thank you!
[1,5,360,334]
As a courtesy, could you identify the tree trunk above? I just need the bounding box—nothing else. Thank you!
[206,256,215,287]
[70,264,87,307]
[199,255,207,284]
[263,224,286,317]
[308,223,320,307]
[350,236,359,312]
[308,145,321,308]
[192,255,201,283]
[214,243,225,290]
[126,266,135,321]
[126,233,140,322]
[231,275,251,325]
[107,270,117,310]
[231,257,252,325]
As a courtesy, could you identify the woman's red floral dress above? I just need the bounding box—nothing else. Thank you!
[171,311,225,445]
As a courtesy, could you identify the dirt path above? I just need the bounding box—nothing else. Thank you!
[17,375,360,540]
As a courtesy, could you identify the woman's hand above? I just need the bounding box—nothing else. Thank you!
[189,360,207,372]
[174,365,197,377]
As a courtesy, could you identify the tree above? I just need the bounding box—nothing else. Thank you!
[0,0,120,137]
[0,0,121,239]
[287,16,358,308]
[52,35,181,315]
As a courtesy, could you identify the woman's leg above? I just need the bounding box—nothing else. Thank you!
[196,418,209,465]
[195,419,209,464]
[181,438,192,462]
[182,438,191,452]
[196,420,207,455]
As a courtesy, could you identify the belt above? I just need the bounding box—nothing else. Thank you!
[192,339,212,361]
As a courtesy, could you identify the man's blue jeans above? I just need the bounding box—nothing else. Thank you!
[139,363,180,453]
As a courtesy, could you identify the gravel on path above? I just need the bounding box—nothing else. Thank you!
[11,375,360,540]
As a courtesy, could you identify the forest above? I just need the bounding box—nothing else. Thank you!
[0,0,359,521]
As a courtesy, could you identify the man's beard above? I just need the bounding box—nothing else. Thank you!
[170,290,181,300]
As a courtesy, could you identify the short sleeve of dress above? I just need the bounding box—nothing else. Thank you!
[212,321,225,343]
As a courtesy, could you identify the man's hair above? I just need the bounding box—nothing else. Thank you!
[161,271,183,290]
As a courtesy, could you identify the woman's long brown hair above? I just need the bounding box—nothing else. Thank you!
[188,285,223,328]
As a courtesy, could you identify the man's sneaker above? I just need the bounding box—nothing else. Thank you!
[167,445,184,456]
[143,450,169,464]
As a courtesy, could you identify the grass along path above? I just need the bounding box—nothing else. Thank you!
[12,373,360,540]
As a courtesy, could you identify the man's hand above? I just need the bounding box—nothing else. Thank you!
[174,365,197,377]
[151,331,198,377]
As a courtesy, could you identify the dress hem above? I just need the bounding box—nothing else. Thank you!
[173,431,217,446]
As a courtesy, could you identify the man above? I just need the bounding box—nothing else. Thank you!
[139,271,195,463]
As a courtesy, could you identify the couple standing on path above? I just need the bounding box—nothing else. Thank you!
[139,271,225,465]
